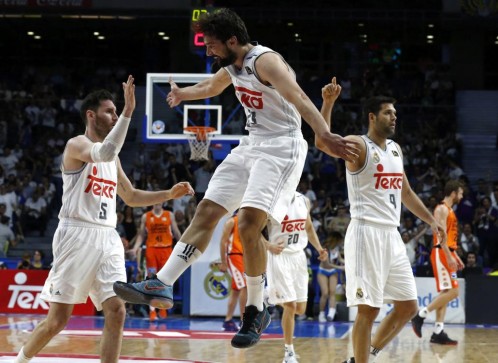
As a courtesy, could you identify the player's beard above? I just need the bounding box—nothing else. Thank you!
[384,124,395,138]
[216,48,237,67]
[94,115,112,139]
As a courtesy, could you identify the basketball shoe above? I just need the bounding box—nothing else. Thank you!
[283,350,299,363]
[113,275,173,309]
[342,358,355,363]
[430,330,458,345]
[411,314,425,338]
[231,304,271,348]
[222,319,238,332]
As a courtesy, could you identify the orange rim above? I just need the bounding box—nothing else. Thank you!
[184,126,216,141]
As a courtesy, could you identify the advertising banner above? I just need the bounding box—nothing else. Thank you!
[0,270,95,316]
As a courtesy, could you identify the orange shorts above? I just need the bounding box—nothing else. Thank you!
[430,246,459,292]
[146,246,172,275]
[228,253,246,291]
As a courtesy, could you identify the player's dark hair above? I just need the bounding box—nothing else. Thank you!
[80,90,114,125]
[363,96,396,124]
[194,8,250,45]
[444,179,463,197]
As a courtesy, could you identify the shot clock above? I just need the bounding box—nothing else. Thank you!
[189,8,210,54]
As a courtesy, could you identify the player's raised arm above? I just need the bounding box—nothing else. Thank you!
[166,70,232,108]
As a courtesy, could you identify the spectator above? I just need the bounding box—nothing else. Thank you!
[31,250,48,270]
[326,204,350,237]
[122,206,138,243]
[193,160,214,202]
[0,147,19,177]
[174,210,188,235]
[0,261,7,269]
[0,215,15,257]
[460,222,480,254]
[22,188,47,236]
[17,252,33,269]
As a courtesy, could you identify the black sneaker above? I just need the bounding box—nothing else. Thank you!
[430,330,458,345]
[411,314,425,338]
[231,305,271,348]
[342,358,355,363]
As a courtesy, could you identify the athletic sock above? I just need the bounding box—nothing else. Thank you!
[245,274,265,311]
[370,346,382,362]
[435,322,444,334]
[285,344,295,355]
[14,347,31,363]
[156,242,202,285]
[418,307,429,318]
[328,307,336,318]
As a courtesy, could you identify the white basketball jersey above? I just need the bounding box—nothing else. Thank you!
[224,44,302,137]
[267,192,309,253]
[58,161,118,227]
[346,136,403,227]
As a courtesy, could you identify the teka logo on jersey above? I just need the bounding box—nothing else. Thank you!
[281,216,306,233]
[8,272,49,310]
[235,86,263,109]
[373,164,403,190]
[84,166,116,198]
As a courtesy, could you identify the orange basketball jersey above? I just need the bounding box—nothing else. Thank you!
[433,203,458,250]
[228,215,243,255]
[145,210,173,248]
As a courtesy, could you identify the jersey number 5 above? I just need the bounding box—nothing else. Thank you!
[99,202,108,220]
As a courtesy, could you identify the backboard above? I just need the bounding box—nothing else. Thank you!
[145,73,246,144]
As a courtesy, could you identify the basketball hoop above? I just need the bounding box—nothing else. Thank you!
[184,126,216,161]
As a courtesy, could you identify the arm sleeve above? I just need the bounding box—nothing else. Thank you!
[90,115,131,162]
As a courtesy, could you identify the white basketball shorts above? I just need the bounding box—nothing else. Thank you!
[345,220,417,308]
[41,219,126,311]
[204,132,307,223]
[267,250,308,305]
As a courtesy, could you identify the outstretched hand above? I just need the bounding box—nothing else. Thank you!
[168,181,195,199]
[316,132,361,163]
[166,77,182,108]
[122,75,136,116]
[322,76,342,104]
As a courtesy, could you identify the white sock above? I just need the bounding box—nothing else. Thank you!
[14,347,31,363]
[245,274,265,311]
[156,242,202,285]
[328,307,336,318]
[285,344,294,354]
[435,322,444,334]
[419,307,428,318]
[370,346,382,362]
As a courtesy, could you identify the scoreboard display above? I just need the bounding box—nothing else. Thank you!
[189,8,209,53]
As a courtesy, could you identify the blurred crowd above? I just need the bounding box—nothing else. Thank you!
[0,62,497,290]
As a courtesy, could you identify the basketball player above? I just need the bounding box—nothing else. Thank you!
[113,9,359,349]
[134,201,182,321]
[265,191,327,363]
[319,78,446,363]
[14,76,194,363]
[219,211,247,331]
[411,180,464,345]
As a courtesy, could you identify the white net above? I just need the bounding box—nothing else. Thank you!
[185,128,214,161]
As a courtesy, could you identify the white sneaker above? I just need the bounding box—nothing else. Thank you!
[318,312,327,323]
[283,351,299,363]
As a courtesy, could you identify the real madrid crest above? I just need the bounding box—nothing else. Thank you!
[204,262,231,300]
[356,288,364,299]
[372,152,380,164]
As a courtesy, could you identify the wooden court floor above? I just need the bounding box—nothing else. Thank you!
[1,314,498,363]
